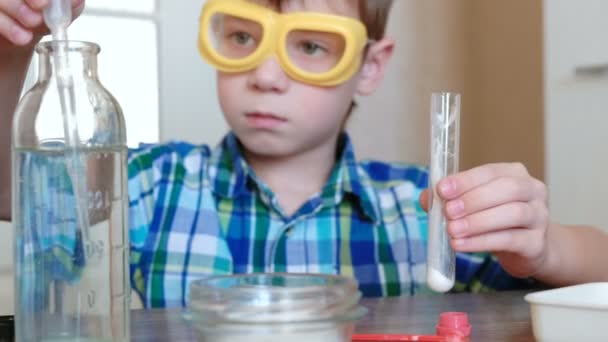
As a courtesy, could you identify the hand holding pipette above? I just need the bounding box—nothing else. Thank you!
[0,0,84,46]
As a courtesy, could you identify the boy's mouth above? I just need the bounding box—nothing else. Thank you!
[244,112,287,129]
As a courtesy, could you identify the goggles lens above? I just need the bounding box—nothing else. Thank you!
[286,29,346,74]
[210,13,264,60]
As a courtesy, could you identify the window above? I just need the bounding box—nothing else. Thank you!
[84,0,155,14]
[36,1,160,147]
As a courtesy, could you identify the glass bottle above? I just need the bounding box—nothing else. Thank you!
[12,40,129,341]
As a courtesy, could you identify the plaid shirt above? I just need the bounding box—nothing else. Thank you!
[128,133,534,308]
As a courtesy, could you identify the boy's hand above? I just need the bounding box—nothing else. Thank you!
[0,0,84,48]
[420,162,550,279]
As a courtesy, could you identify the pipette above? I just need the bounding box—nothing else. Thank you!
[44,0,71,41]
[427,93,460,293]
[44,0,91,246]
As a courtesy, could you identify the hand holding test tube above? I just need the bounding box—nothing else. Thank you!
[427,92,461,292]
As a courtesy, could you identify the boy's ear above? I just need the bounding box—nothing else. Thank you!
[356,38,395,96]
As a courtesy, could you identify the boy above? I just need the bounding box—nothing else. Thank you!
[1,0,607,308]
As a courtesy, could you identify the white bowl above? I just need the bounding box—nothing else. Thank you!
[524,282,608,341]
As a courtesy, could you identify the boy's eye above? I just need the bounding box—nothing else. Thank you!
[298,41,328,56]
[228,31,255,46]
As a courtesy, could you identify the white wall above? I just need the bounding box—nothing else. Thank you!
[350,0,467,164]
[544,0,608,229]
[157,0,227,147]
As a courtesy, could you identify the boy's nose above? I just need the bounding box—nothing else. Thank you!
[247,56,289,93]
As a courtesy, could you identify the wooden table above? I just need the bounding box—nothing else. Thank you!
[131,291,534,341]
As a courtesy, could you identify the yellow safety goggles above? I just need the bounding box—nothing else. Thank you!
[198,0,369,87]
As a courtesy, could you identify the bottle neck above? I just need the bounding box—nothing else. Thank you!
[36,41,100,83]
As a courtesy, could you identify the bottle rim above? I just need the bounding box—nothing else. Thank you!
[35,40,101,55]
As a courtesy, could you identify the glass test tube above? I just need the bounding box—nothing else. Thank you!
[427,92,460,292]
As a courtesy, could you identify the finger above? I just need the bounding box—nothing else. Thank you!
[451,226,544,257]
[0,0,43,28]
[24,0,48,11]
[0,11,32,45]
[438,162,530,200]
[447,201,543,238]
[29,0,84,37]
[72,0,84,15]
[443,176,540,219]
[419,189,429,212]
[23,0,83,20]
[17,2,42,28]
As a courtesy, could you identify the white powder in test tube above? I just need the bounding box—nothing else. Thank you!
[427,190,455,292]
[426,142,455,293]
[428,267,454,293]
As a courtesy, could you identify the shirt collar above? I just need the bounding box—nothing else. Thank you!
[207,132,253,198]
[208,132,380,224]
[321,134,380,224]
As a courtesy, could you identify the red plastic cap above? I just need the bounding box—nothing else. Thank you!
[436,312,471,337]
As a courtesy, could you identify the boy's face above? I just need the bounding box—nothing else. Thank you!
[216,0,391,158]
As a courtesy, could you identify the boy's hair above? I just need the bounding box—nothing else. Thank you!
[358,0,394,40]
[350,1,394,119]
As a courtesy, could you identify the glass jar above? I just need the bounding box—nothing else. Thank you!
[12,41,129,341]
[187,273,367,342]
